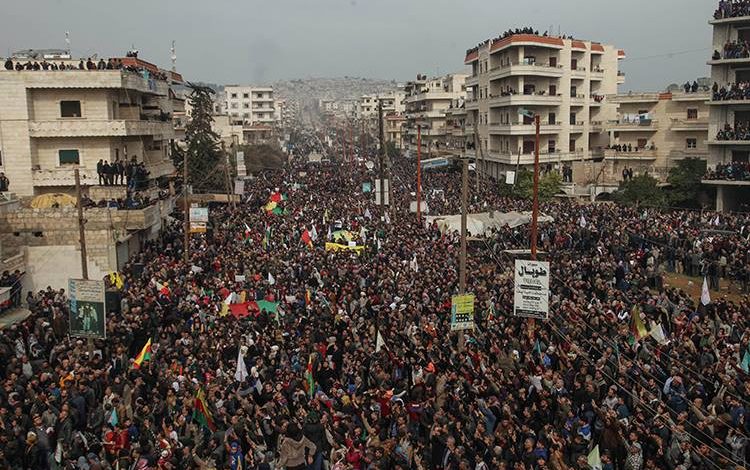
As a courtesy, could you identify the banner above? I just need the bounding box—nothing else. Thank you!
[325,242,365,254]
[190,207,209,223]
[513,260,550,319]
[451,294,475,331]
[505,170,516,185]
[69,279,106,339]
[190,222,207,233]
[362,182,372,193]
[234,179,245,195]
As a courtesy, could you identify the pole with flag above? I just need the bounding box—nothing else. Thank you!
[132,338,152,369]
[192,388,216,432]
[235,346,248,383]
[701,277,711,306]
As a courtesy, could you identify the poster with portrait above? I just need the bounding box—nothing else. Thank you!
[69,279,106,339]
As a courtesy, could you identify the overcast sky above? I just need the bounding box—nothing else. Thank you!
[2,0,714,91]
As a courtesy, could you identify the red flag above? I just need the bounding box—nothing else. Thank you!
[301,229,313,249]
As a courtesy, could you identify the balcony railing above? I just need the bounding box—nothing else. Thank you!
[29,119,174,138]
[670,118,708,131]
[488,61,564,80]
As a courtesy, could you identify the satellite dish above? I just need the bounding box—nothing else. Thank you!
[365,161,375,170]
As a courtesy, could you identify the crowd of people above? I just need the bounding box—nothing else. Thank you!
[713,41,750,60]
[96,160,153,191]
[0,123,748,470]
[607,144,653,153]
[0,172,10,192]
[715,0,750,19]
[716,123,750,141]
[712,81,750,101]
[705,161,750,181]
[2,56,169,82]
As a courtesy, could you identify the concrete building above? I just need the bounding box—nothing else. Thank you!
[705,12,750,211]
[463,34,624,179]
[403,74,468,156]
[0,54,180,289]
[224,85,276,126]
[384,113,406,149]
[598,91,710,183]
[356,91,406,119]
[444,98,468,152]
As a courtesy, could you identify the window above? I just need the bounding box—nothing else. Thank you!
[686,138,697,149]
[549,57,557,67]
[231,103,238,109]
[60,101,82,118]
[549,85,557,96]
[570,139,576,152]
[58,149,80,165]
[570,112,577,125]
[548,140,556,153]
[687,108,698,120]
[548,112,556,125]
[571,58,578,70]
[243,93,249,99]
[256,93,263,99]
[570,86,577,97]
[231,93,237,99]
[243,103,249,109]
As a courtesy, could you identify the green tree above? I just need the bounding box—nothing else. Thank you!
[384,141,399,160]
[513,168,563,201]
[613,174,665,207]
[666,158,707,208]
[172,83,226,192]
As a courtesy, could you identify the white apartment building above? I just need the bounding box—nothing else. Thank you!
[356,91,406,119]
[224,85,276,125]
[464,34,624,179]
[0,54,179,289]
[705,11,750,211]
[403,74,467,155]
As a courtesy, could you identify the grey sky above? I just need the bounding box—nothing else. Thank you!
[2,0,714,92]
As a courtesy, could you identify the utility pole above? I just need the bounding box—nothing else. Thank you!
[74,169,88,280]
[473,114,480,194]
[531,114,541,261]
[460,153,468,293]
[416,124,422,221]
[183,150,190,263]
[377,99,386,208]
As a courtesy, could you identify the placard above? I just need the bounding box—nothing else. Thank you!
[189,207,209,223]
[451,294,475,331]
[513,260,550,319]
[69,279,106,339]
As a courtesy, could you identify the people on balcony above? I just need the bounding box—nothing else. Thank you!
[714,0,750,19]
[716,122,750,140]
[714,40,750,60]
[705,161,750,180]
[712,81,750,100]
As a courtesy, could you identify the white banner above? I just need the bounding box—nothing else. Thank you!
[513,260,550,319]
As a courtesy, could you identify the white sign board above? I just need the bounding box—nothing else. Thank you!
[189,207,209,223]
[409,201,430,214]
[234,179,245,195]
[374,179,390,206]
[513,259,550,319]
[505,170,516,185]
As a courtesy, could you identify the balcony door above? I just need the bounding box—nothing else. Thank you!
[523,141,535,154]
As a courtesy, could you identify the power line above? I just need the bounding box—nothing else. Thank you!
[621,47,712,62]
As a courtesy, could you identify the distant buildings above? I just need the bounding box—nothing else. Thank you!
[403,73,468,156]
[224,85,276,125]
[355,91,406,119]
[463,34,623,179]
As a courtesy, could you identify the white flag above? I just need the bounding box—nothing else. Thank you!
[235,347,248,383]
[327,226,332,241]
[713,215,720,226]
[268,272,276,285]
[410,254,419,272]
[376,330,386,352]
[384,212,391,224]
[587,445,602,470]
[310,224,318,241]
[364,208,372,219]
[701,277,711,306]
[579,215,587,228]
[649,323,669,345]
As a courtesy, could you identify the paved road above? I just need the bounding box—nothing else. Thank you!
[0,307,31,329]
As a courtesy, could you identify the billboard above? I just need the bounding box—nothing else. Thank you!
[513,260,550,319]
[451,293,475,331]
[69,279,106,339]
[189,207,209,223]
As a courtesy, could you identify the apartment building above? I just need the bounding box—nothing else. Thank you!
[0,54,179,289]
[356,91,406,119]
[444,98,468,152]
[705,11,750,211]
[601,91,709,183]
[404,74,467,155]
[384,113,406,149]
[224,85,276,125]
[464,34,624,179]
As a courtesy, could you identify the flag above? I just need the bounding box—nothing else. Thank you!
[364,208,371,219]
[384,212,391,224]
[109,272,124,289]
[59,371,74,389]
[310,224,318,241]
[268,272,276,285]
[153,279,170,298]
[649,323,669,345]
[376,330,386,352]
[579,215,587,228]
[263,200,277,212]
[305,289,312,307]
[262,225,271,250]
[133,338,152,369]
[326,226,332,241]
[220,293,232,317]
[108,408,119,427]
[587,445,602,470]
[235,347,248,383]
[323,209,329,225]
[701,277,711,306]
[304,354,315,398]
[410,254,419,272]
[630,306,648,343]
[741,349,750,374]
[487,302,496,322]
[301,229,313,248]
[243,223,252,240]
[192,388,216,431]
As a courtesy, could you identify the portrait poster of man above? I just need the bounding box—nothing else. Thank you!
[69,279,107,339]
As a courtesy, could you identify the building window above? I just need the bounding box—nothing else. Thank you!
[231,93,237,99]
[60,101,82,118]
[58,149,80,165]
[548,140,556,153]
[243,103,249,109]
[569,112,577,125]
[231,103,238,109]
[0,150,2,167]
[243,93,249,99]
[548,112,556,125]
[256,93,263,99]
[687,109,698,120]
[686,138,697,149]
[243,113,250,118]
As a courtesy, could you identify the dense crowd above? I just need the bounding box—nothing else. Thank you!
[96,160,153,191]
[2,57,169,81]
[716,123,750,141]
[705,161,750,181]
[0,125,748,470]
[713,41,750,60]
[712,82,750,101]
[715,0,750,19]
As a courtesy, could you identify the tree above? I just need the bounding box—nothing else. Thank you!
[239,144,287,173]
[613,174,665,207]
[513,168,563,201]
[666,158,707,208]
[384,141,399,160]
[172,83,226,193]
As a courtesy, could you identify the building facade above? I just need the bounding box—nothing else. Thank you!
[356,91,406,119]
[224,85,276,125]
[403,74,467,156]
[705,12,750,210]
[463,34,624,179]
[384,113,406,149]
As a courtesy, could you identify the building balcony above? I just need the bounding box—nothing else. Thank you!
[488,121,562,135]
[617,71,626,85]
[487,62,564,81]
[670,118,708,131]
[707,57,750,66]
[571,67,587,79]
[709,15,750,25]
[706,99,750,106]
[10,70,169,96]
[707,139,750,146]
[28,119,174,138]
[465,99,479,110]
[570,94,587,106]
[570,121,586,133]
[590,121,604,132]
[487,149,586,165]
[590,68,605,81]
[608,119,658,132]
[671,92,711,102]
[669,149,709,159]
[465,75,479,87]
[32,167,100,187]
[488,93,563,107]
[609,92,659,104]
[603,149,658,159]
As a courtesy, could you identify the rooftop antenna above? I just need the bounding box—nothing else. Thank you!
[171,40,177,72]
[65,31,71,55]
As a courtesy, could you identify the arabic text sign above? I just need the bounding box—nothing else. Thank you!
[189,207,209,223]
[69,279,106,339]
[513,260,550,319]
[451,294,475,331]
